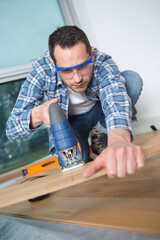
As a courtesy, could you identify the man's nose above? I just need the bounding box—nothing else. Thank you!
[73,71,82,83]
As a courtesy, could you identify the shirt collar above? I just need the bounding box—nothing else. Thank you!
[56,72,63,86]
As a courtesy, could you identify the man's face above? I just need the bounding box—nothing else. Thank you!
[53,42,94,93]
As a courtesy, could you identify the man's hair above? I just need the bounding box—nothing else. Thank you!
[49,25,91,62]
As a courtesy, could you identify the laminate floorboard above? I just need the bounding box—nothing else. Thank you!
[0,131,160,237]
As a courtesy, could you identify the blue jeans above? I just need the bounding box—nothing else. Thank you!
[68,70,143,163]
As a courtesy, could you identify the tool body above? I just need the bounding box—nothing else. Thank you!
[49,103,85,172]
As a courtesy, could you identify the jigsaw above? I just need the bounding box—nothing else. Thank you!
[49,103,85,172]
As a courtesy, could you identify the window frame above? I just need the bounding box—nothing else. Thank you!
[0,0,78,85]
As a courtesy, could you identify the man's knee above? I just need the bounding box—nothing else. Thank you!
[121,70,143,106]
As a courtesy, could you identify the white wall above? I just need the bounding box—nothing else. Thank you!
[71,0,160,121]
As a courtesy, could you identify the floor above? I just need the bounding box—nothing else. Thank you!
[0,215,159,240]
[1,147,160,238]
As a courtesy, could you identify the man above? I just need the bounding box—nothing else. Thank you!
[6,25,145,179]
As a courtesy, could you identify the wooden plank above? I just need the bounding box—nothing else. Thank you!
[138,132,160,158]
[0,168,22,183]
[1,130,157,183]
[0,153,160,236]
[133,129,160,145]
[0,131,160,209]
[0,130,157,184]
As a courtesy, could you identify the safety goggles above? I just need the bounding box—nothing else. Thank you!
[54,53,92,72]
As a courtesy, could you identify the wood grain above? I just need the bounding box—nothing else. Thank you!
[0,131,160,236]
[0,153,160,236]
[0,131,160,209]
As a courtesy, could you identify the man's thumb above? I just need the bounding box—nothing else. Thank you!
[50,98,59,103]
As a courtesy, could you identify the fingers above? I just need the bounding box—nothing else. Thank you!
[41,98,59,128]
[83,144,145,179]
[136,146,145,169]
[83,155,105,178]
[47,98,59,104]
[117,148,127,178]
[127,147,136,175]
[106,148,116,178]
[83,148,117,179]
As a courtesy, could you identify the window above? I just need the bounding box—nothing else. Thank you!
[0,79,50,174]
[0,0,66,174]
[0,0,65,68]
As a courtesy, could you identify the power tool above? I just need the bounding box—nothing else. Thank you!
[49,103,85,172]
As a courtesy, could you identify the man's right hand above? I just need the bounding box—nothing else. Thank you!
[30,98,59,129]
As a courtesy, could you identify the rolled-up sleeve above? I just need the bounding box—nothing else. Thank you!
[98,56,133,135]
[6,68,44,139]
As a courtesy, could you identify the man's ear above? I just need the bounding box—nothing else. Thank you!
[91,46,95,62]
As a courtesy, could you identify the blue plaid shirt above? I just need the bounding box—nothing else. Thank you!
[6,48,132,153]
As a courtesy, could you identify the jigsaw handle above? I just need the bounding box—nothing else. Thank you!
[49,103,77,152]
[49,102,66,125]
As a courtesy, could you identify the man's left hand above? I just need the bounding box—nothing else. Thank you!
[83,129,145,178]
